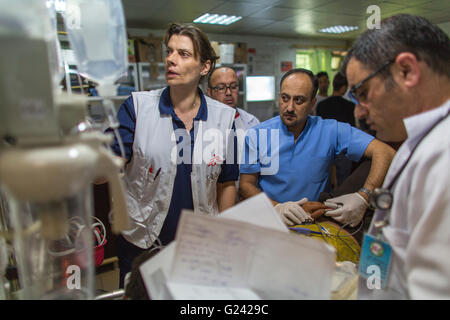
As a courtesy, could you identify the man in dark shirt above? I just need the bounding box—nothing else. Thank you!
[316,72,355,126]
[316,72,356,187]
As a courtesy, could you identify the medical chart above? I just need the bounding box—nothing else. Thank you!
[140,193,336,299]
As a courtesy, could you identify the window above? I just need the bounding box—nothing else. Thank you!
[331,56,341,71]
[331,50,347,71]
[296,51,312,69]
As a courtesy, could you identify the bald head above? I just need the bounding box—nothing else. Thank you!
[207,67,239,108]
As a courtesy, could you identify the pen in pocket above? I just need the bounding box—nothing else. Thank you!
[154,168,161,179]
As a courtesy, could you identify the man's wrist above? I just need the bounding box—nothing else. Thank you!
[358,187,372,203]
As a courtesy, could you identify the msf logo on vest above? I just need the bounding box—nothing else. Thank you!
[170,128,280,175]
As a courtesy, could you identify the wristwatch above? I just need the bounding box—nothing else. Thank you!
[358,187,372,200]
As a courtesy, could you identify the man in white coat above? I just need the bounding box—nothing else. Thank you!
[208,67,260,202]
[343,14,450,299]
[207,67,260,133]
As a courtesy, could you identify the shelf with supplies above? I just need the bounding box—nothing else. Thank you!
[137,62,166,91]
[116,63,139,96]
[62,63,139,97]
[62,64,90,95]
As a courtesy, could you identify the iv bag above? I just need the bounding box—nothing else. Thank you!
[0,0,64,92]
[63,0,128,96]
[46,0,65,90]
[0,0,49,39]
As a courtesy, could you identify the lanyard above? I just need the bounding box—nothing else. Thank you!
[387,109,449,190]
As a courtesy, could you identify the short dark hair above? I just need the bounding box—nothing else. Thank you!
[332,72,348,92]
[316,71,329,79]
[280,68,318,99]
[342,14,450,79]
[164,23,219,80]
[207,66,236,88]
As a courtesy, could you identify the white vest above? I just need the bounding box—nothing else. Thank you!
[121,88,236,248]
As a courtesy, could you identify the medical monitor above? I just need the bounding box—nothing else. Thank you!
[246,76,275,102]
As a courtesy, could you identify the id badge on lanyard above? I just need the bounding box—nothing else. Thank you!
[358,231,393,289]
[358,204,393,289]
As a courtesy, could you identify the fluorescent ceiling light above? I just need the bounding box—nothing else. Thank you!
[318,25,358,34]
[194,13,242,25]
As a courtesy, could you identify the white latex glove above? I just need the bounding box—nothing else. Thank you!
[324,192,369,227]
[275,198,312,226]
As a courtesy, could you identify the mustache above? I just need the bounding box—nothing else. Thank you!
[283,112,296,116]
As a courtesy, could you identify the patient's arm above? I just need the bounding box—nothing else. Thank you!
[301,201,333,220]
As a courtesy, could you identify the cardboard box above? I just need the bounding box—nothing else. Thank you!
[219,43,235,64]
[211,41,220,59]
[134,36,163,63]
[234,42,247,64]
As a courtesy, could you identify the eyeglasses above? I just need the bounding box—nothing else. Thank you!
[348,59,395,105]
[210,82,239,94]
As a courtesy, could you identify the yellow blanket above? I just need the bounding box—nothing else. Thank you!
[290,221,361,264]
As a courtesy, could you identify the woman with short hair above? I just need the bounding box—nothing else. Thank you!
[106,23,239,288]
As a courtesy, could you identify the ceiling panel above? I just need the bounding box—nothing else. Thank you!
[123,0,167,18]
[385,0,450,23]
[228,0,285,5]
[415,1,450,14]
[207,1,268,17]
[123,0,167,7]
[383,0,434,4]
[158,0,226,14]
[275,0,336,10]
[198,18,279,35]
[381,5,435,18]
[286,10,365,38]
[126,11,202,29]
[216,17,278,32]
[417,10,450,23]
[287,10,364,25]
[122,0,450,39]
[406,0,450,10]
[312,0,405,17]
[249,7,309,20]
[124,8,160,21]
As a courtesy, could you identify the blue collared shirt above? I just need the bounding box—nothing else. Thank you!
[240,115,374,202]
[109,87,238,245]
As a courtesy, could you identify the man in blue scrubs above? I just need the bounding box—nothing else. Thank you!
[239,68,395,228]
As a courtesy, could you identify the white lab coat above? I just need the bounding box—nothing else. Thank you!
[232,108,259,201]
[358,100,450,299]
[234,107,260,163]
[234,107,260,132]
[121,88,236,249]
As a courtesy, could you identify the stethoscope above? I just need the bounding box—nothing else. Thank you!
[370,110,450,212]
[370,187,394,210]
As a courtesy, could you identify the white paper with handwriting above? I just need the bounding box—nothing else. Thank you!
[140,193,336,300]
[219,193,289,233]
